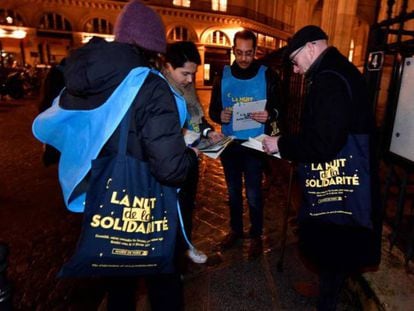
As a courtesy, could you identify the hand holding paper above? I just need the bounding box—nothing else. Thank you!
[241,134,280,158]
[208,131,224,143]
[262,135,280,154]
[232,99,266,131]
[249,110,269,123]
[221,108,232,123]
[195,136,233,159]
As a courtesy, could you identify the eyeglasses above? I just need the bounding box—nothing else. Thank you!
[289,45,306,66]
[234,49,254,58]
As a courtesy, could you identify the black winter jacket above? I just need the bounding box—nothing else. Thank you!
[278,47,374,163]
[60,38,197,186]
[279,47,381,269]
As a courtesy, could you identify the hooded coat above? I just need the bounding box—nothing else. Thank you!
[59,38,197,194]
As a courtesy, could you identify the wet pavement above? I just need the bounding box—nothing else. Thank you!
[0,94,412,310]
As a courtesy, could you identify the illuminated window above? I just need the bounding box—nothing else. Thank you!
[0,9,24,26]
[212,0,227,12]
[167,26,189,41]
[82,35,114,44]
[204,63,210,81]
[84,18,113,34]
[206,30,230,46]
[256,33,277,49]
[173,0,190,7]
[348,39,354,62]
[39,13,72,31]
[257,34,265,46]
[265,36,276,48]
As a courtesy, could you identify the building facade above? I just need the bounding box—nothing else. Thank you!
[1,0,378,86]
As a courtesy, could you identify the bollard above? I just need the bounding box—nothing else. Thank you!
[0,243,12,310]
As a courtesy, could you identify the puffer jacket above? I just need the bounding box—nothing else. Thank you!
[60,37,197,186]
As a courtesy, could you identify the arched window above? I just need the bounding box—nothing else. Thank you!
[0,9,24,26]
[84,18,113,34]
[167,26,189,41]
[205,30,230,46]
[39,12,72,31]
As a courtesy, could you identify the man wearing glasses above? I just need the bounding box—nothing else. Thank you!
[263,25,381,310]
[209,30,282,258]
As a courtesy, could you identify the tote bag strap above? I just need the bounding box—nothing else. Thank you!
[117,106,133,156]
[320,70,352,101]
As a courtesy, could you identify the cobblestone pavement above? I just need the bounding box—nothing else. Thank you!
[0,96,361,310]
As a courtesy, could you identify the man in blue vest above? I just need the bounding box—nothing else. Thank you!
[209,30,282,258]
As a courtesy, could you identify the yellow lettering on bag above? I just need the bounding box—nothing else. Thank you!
[90,214,101,227]
[101,216,115,229]
[123,207,151,222]
[133,196,144,208]
[110,192,132,206]
[305,175,360,188]
[311,163,323,170]
[136,222,146,233]
[90,214,170,233]
[110,191,120,204]
[119,194,130,206]
[126,220,137,232]
[113,218,122,231]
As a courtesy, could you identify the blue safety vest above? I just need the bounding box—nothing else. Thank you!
[221,65,267,139]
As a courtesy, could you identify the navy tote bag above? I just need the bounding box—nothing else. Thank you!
[297,134,373,229]
[59,107,178,277]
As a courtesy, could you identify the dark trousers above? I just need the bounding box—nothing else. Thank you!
[317,269,348,311]
[220,142,264,237]
[298,222,377,311]
[106,274,183,311]
[177,161,199,246]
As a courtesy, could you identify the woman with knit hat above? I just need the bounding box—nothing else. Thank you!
[33,1,197,310]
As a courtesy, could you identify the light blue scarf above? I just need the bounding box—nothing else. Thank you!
[33,67,187,213]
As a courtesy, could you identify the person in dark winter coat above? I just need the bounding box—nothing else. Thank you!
[209,30,282,259]
[263,25,381,310]
[163,41,223,264]
[33,1,198,310]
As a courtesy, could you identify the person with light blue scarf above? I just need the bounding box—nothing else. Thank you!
[163,41,223,265]
[32,1,198,310]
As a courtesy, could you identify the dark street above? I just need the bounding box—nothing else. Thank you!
[0,95,368,310]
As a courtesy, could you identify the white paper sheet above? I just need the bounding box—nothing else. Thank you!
[241,134,281,158]
[232,99,267,131]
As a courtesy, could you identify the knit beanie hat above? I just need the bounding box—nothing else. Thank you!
[286,25,328,57]
[114,0,166,54]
